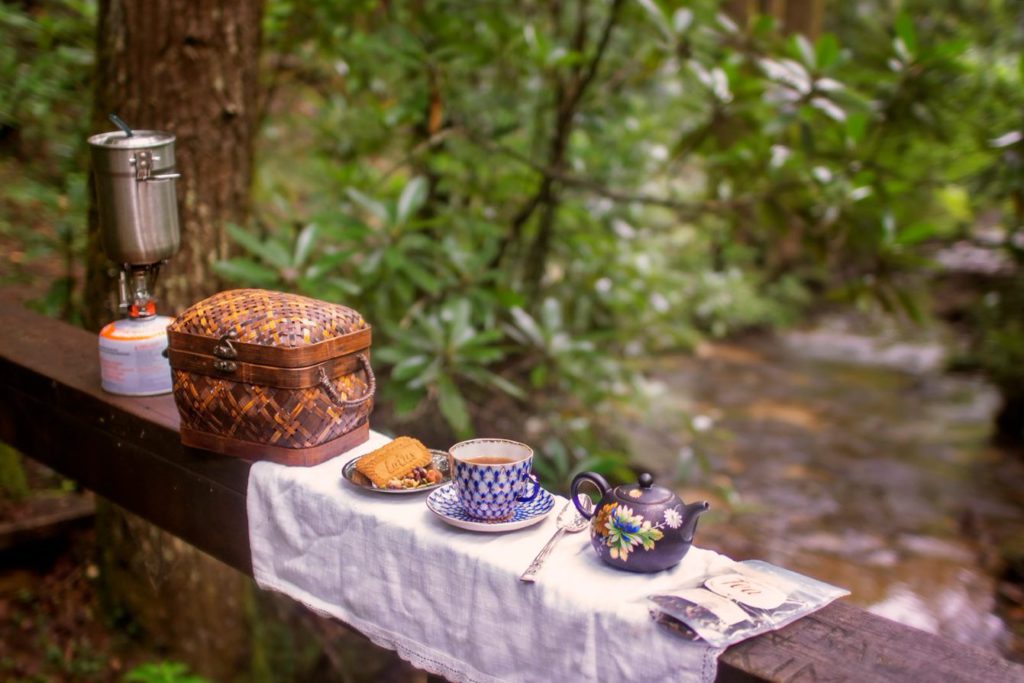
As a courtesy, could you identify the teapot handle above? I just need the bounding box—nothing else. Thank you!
[570,472,611,520]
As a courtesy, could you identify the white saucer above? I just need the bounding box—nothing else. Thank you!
[426,484,555,532]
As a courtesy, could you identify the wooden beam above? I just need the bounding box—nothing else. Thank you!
[719,598,1023,681]
[0,297,252,573]
[1,296,1022,683]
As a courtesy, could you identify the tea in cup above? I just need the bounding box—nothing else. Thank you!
[449,438,540,520]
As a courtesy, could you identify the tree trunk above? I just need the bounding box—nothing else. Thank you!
[84,1,264,679]
[85,0,264,326]
[96,504,252,678]
[722,0,823,40]
[782,0,823,41]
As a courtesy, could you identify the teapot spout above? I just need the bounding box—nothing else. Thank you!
[679,501,710,542]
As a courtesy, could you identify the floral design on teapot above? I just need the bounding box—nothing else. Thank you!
[593,502,685,561]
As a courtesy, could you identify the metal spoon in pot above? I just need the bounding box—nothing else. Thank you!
[519,497,591,583]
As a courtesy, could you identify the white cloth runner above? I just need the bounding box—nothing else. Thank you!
[248,431,734,683]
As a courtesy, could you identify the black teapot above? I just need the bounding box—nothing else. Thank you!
[571,472,709,573]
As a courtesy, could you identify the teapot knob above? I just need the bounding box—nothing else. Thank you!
[639,472,654,489]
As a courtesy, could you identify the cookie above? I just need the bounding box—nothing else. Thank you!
[355,437,432,488]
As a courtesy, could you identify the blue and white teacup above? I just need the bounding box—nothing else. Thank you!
[449,438,541,520]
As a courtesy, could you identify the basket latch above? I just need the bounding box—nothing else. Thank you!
[212,331,238,373]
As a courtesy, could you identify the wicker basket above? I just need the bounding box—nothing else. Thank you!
[166,289,374,465]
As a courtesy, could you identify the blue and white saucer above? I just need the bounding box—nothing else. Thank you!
[426,484,555,532]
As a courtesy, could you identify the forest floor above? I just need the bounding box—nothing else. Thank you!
[0,459,157,682]
[0,528,153,682]
[0,458,426,682]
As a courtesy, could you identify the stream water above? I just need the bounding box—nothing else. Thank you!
[631,313,1024,658]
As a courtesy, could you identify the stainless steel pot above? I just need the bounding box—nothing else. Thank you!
[88,130,181,266]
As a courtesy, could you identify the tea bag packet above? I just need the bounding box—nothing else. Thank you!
[649,560,849,648]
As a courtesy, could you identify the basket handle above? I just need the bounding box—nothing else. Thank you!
[318,353,376,408]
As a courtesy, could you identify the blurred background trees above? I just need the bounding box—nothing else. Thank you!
[2,0,1024,678]
[2,0,1022,480]
[210,0,1023,463]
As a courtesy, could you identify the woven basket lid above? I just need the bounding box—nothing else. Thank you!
[168,289,368,348]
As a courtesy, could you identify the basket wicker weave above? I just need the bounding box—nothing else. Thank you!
[166,289,374,465]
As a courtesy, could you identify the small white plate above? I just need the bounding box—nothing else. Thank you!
[426,484,555,532]
[342,449,450,494]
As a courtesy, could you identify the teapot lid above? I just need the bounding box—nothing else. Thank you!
[613,473,674,505]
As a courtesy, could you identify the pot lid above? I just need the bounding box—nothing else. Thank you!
[613,473,674,505]
[88,130,176,149]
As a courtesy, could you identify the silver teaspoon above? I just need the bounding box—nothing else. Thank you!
[519,500,590,583]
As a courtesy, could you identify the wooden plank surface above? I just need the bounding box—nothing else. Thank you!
[718,599,1023,682]
[0,296,1022,683]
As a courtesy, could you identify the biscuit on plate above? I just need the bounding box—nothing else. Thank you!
[355,437,432,488]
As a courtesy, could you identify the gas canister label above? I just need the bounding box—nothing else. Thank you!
[99,316,173,396]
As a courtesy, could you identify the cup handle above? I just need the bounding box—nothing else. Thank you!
[516,473,541,502]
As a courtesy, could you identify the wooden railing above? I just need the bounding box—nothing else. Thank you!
[1,295,1021,683]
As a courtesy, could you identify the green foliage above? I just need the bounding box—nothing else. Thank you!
[0,0,93,322]
[974,280,1024,433]
[123,662,209,683]
[980,313,1024,392]
[0,0,95,146]
[4,0,1023,483]
[0,443,28,501]
[376,297,518,437]
[207,0,1024,486]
